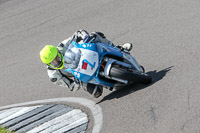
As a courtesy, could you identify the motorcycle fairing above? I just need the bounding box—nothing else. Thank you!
[65,41,124,86]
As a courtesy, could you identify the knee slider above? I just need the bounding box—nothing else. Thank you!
[50,78,57,82]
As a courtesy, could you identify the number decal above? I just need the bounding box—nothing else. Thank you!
[82,59,96,68]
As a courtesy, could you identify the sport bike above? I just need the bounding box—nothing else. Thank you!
[64,38,152,90]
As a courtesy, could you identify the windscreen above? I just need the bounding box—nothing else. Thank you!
[64,43,81,69]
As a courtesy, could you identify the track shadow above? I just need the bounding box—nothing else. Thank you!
[96,66,173,104]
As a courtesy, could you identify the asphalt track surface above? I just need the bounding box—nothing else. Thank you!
[0,0,200,133]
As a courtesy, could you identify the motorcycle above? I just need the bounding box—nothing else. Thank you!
[64,37,152,91]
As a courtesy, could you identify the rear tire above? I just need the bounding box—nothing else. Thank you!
[110,66,152,85]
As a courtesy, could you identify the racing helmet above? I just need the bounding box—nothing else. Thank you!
[40,45,64,69]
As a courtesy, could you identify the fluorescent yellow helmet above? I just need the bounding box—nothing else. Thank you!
[40,45,64,69]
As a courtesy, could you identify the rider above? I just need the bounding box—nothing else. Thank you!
[40,29,132,98]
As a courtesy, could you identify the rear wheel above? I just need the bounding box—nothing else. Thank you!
[110,66,152,85]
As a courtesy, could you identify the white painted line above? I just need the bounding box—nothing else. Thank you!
[40,110,87,133]
[0,97,103,133]
[27,109,82,133]
[0,110,6,115]
[0,107,24,120]
[55,116,88,133]
[0,106,40,125]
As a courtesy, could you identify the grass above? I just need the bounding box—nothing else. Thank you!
[0,126,14,133]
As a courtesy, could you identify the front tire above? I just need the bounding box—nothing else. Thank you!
[110,66,152,85]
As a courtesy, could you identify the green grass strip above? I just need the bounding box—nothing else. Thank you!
[0,126,14,133]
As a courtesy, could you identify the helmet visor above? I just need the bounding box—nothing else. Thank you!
[48,53,63,69]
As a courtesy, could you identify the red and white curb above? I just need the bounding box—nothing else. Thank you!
[0,97,103,133]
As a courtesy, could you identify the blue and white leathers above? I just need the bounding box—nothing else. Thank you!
[65,41,143,87]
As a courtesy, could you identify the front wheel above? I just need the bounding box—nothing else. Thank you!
[110,66,152,85]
